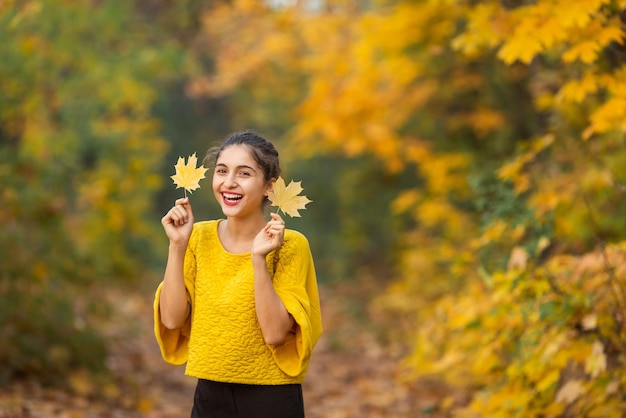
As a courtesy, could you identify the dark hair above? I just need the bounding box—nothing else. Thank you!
[204,130,282,181]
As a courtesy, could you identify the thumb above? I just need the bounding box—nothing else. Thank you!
[175,197,194,219]
[269,212,284,223]
[183,198,194,219]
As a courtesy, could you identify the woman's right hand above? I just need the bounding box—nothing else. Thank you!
[161,197,194,245]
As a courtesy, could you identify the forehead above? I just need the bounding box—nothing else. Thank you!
[216,145,259,168]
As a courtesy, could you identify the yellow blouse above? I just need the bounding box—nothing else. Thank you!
[154,220,322,385]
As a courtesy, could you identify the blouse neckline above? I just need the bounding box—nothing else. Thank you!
[214,219,252,257]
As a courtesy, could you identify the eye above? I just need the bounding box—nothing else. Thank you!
[239,170,251,177]
[215,167,227,174]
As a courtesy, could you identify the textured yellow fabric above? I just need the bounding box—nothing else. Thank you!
[154,220,322,385]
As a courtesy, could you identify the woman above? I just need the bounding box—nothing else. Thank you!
[154,131,322,417]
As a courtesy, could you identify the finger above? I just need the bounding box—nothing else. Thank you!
[267,222,284,232]
[266,220,284,232]
[161,213,173,226]
[268,223,285,236]
[178,196,196,217]
[166,210,181,226]
[269,219,285,228]
[174,197,194,216]
[182,198,194,218]
[269,212,284,224]
[174,197,188,206]
[169,205,188,225]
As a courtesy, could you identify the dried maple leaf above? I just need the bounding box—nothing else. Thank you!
[170,153,208,196]
[268,176,312,217]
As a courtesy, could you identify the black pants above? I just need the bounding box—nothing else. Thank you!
[190,379,305,418]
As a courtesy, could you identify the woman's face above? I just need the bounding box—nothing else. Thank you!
[212,145,272,219]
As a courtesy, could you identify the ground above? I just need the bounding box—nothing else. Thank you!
[0,280,454,417]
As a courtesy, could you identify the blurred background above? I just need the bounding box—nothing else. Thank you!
[1,0,626,416]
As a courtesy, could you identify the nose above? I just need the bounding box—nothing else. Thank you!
[223,172,237,188]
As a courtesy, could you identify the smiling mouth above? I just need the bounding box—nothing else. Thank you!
[222,192,243,204]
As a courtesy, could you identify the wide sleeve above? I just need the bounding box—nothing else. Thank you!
[269,232,322,377]
[153,231,197,365]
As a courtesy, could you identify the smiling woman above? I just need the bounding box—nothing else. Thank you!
[154,130,322,418]
[211,147,270,218]
[208,131,282,211]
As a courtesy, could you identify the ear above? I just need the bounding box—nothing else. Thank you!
[264,178,276,196]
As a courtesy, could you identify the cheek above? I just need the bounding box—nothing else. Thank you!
[212,177,221,193]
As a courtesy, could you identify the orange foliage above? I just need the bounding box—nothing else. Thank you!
[190,0,626,414]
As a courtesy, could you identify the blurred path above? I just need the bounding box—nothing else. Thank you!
[302,285,447,418]
[0,281,448,417]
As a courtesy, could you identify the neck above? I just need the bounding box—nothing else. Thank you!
[222,213,266,241]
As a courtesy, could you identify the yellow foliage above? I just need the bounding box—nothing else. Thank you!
[448,107,505,138]
[486,0,612,64]
[558,71,599,103]
[498,31,544,65]
[391,189,421,215]
[562,40,600,64]
[562,19,623,63]
[581,168,613,191]
[193,1,626,415]
[585,341,607,378]
[584,97,626,138]
[497,134,554,194]
[451,3,502,57]
[403,240,626,415]
[453,0,626,141]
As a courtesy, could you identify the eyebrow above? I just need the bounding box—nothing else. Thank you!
[215,163,258,173]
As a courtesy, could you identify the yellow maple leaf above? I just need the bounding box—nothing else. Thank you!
[267,176,312,217]
[170,153,208,195]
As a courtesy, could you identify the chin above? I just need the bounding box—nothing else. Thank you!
[220,205,243,218]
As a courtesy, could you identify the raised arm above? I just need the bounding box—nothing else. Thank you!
[159,197,194,330]
[251,213,295,345]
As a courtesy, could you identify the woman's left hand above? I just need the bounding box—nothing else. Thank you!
[252,213,285,257]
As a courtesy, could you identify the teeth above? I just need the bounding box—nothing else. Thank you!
[223,193,242,200]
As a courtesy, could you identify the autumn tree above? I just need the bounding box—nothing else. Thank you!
[0,0,188,382]
[189,0,626,415]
